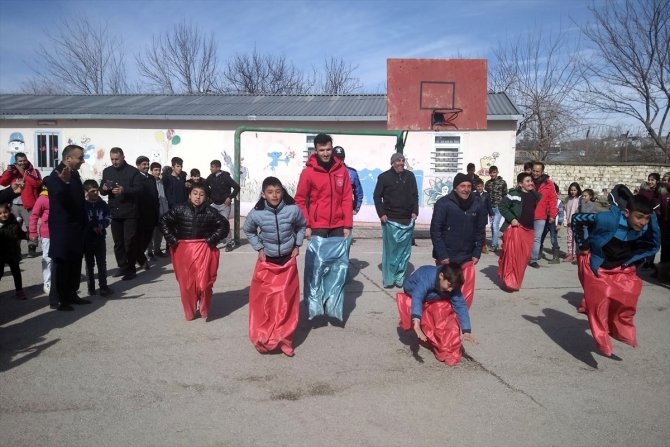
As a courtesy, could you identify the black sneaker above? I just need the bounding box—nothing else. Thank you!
[529,262,540,269]
[99,286,113,296]
[88,288,96,296]
[113,269,127,278]
[70,297,92,305]
[122,271,137,281]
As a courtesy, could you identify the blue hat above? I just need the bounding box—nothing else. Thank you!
[9,132,24,143]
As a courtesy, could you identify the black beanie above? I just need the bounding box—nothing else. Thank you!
[452,173,471,189]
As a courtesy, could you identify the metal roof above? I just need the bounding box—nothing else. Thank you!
[0,92,521,121]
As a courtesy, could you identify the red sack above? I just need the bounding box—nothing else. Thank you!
[396,292,463,366]
[579,253,642,356]
[249,257,300,356]
[576,253,588,314]
[497,226,534,291]
[171,240,220,321]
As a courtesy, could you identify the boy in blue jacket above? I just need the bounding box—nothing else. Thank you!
[83,180,113,297]
[402,263,478,349]
[572,191,660,358]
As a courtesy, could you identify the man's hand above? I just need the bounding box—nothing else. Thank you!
[57,166,72,184]
[472,257,479,265]
[413,319,427,342]
[579,249,590,255]
[438,258,450,265]
[258,248,266,261]
[510,218,519,227]
[112,185,124,195]
[462,333,479,345]
[380,215,388,223]
[548,218,555,224]
[225,198,232,206]
[291,246,299,258]
[95,224,103,236]
[343,228,350,239]
[305,228,312,240]
[10,180,25,194]
[353,209,359,215]
[411,213,417,220]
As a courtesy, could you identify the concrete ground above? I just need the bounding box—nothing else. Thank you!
[1,231,669,447]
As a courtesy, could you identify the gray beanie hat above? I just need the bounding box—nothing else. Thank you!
[390,152,405,164]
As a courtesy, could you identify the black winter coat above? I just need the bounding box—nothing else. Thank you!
[430,192,487,263]
[164,172,188,209]
[46,163,86,261]
[373,168,419,222]
[206,171,240,205]
[0,213,26,263]
[137,172,159,227]
[159,201,230,248]
[101,161,143,219]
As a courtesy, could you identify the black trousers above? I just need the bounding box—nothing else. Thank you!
[84,235,108,289]
[0,260,22,290]
[50,257,82,305]
[111,218,138,273]
[136,223,155,265]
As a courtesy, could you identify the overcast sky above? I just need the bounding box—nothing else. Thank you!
[0,0,596,92]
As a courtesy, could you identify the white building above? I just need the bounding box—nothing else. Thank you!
[0,93,521,225]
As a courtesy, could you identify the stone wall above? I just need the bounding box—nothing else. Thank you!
[514,163,670,199]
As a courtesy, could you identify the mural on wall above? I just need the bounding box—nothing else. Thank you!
[222,150,249,187]
[7,132,25,165]
[266,143,295,171]
[358,166,425,207]
[423,176,454,207]
[475,151,499,182]
[153,129,181,165]
[68,135,108,180]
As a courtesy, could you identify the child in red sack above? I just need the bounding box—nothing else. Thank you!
[243,177,307,357]
[396,263,478,366]
[572,190,660,359]
[497,172,540,291]
[160,183,229,321]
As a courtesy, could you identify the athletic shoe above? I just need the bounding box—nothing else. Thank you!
[99,286,113,297]
[15,290,27,300]
[529,262,540,269]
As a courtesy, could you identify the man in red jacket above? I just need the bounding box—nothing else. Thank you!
[295,133,353,324]
[529,161,558,268]
[0,152,42,257]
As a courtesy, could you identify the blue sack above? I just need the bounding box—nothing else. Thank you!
[382,220,415,287]
[303,235,349,321]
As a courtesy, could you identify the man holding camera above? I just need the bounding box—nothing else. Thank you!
[101,147,143,280]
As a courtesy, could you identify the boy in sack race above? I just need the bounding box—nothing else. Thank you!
[243,177,307,357]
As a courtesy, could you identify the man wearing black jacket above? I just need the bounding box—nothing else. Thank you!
[101,147,143,280]
[135,155,159,270]
[164,157,188,209]
[206,159,240,251]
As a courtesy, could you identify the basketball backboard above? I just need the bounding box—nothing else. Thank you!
[387,59,488,131]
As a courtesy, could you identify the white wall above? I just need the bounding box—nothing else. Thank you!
[1,120,516,224]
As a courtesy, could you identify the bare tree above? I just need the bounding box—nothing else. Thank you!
[221,48,313,94]
[579,0,670,161]
[489,29,582,160]
[136,21,219,94]
[22,15,127,94]
[317,57,362,94]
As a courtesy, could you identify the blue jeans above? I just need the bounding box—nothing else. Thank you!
[530,219,546,263]
[491,207,502,248]
[540,220,559,251]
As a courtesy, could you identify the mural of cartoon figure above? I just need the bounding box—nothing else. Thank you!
[154,129,181,164]
[7,132,25,164]
[477,152,499,180]
[222,150,249,188]
[424,177,454,207]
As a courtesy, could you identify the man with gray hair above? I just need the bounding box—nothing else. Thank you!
[373,152,419,288]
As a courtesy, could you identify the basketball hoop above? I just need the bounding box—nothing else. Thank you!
[431,108,463,130]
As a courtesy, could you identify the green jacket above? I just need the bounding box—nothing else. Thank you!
[499,187,541,233]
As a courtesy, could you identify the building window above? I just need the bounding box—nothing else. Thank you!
[304,134,316,165]
[35,132,60,169]
[431,133,462,174]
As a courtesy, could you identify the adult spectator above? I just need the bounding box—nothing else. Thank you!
[523,161,534,173]
[295,133,353,323]
[484,165,508,252]
[373,152,419,288]
[637,172,662,269]
[0,180,24,204]
[465,162,482,185]
[101,147,143,280]
[45,144,90,311]
[135,156,159,269]
[205,159,240,251]
[0,152,42,256]
[528,161,558,268]
[333,146,363,215]
[164,157,188,209]
[430,173,487,308]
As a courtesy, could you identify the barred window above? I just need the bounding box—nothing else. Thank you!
[431,133,462,173]
[35,132,60,169]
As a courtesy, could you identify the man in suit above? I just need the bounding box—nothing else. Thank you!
[135,155,159,270]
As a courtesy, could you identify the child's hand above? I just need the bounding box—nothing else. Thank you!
[413,319,427,342]
[305,228,312,240]
[510,219,519,227]
[462,333,479,345]
[291,246,299,258]
[258,249,266,261]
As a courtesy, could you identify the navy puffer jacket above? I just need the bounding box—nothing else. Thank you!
[243,193,307,258]
[430,192,487,263]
